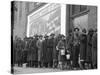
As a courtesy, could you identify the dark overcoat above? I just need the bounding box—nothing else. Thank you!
[27,38,38,62]
[80,33,87,60]
[26,39,31,62]
[47,38,55,63]
[86,33,93,63]
[42,39,48,63]
[57,40,66,62]
[72,32,80,67]
[22,40,28,63]
[92,32,97,65]
[66,33,73,60]
[13,40,17,64]
[27,39,33,62]
[53,37,59,61]
[16,39,23,64]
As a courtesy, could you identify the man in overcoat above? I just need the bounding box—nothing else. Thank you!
[30,35,38,67]
[36,35,43,67]
[27,37,34,67]
[47,33,55,68]
[42,35,49,67]
[79,28,87,69]
[72,28,80,69]
[92,29,97,69]
[26,38,31,67]
[86,28,94,69]
[53,34,61,68]
[16,37,23,67]
[66,31,73,69]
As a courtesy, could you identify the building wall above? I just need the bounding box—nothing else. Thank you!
[13,1,29,40]
[13,1,46,40]
[68,5,97,33]
[13,2,97,40]
[88,6,97,30]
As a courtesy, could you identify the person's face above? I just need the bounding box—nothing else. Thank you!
[82,29,86,33]
[50,35,54,39]
[40,37,42,40]
[62,36,65,40]
[76,29,79,32]
[83,30,86,33]
[75,29,79,33]
[45,37,48,40]
[52,35,54,38]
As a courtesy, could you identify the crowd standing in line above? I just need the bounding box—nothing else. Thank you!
[13,27,97,70]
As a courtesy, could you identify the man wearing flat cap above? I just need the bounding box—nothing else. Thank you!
[72,27,80,69]
[36,35,43,67]
[42,34,49,67]
[47,33,55,68]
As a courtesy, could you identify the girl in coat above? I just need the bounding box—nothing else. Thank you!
[56,34,66,70]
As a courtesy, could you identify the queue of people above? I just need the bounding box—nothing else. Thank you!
[13,27,97,70]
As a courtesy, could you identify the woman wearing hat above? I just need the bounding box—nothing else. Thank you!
[56,34,66,70]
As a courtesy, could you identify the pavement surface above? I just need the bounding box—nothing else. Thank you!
[14,67,62,74]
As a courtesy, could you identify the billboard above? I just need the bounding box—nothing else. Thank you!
[27,4,61,37]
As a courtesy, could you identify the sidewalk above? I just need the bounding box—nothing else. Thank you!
[14,66,62,74]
